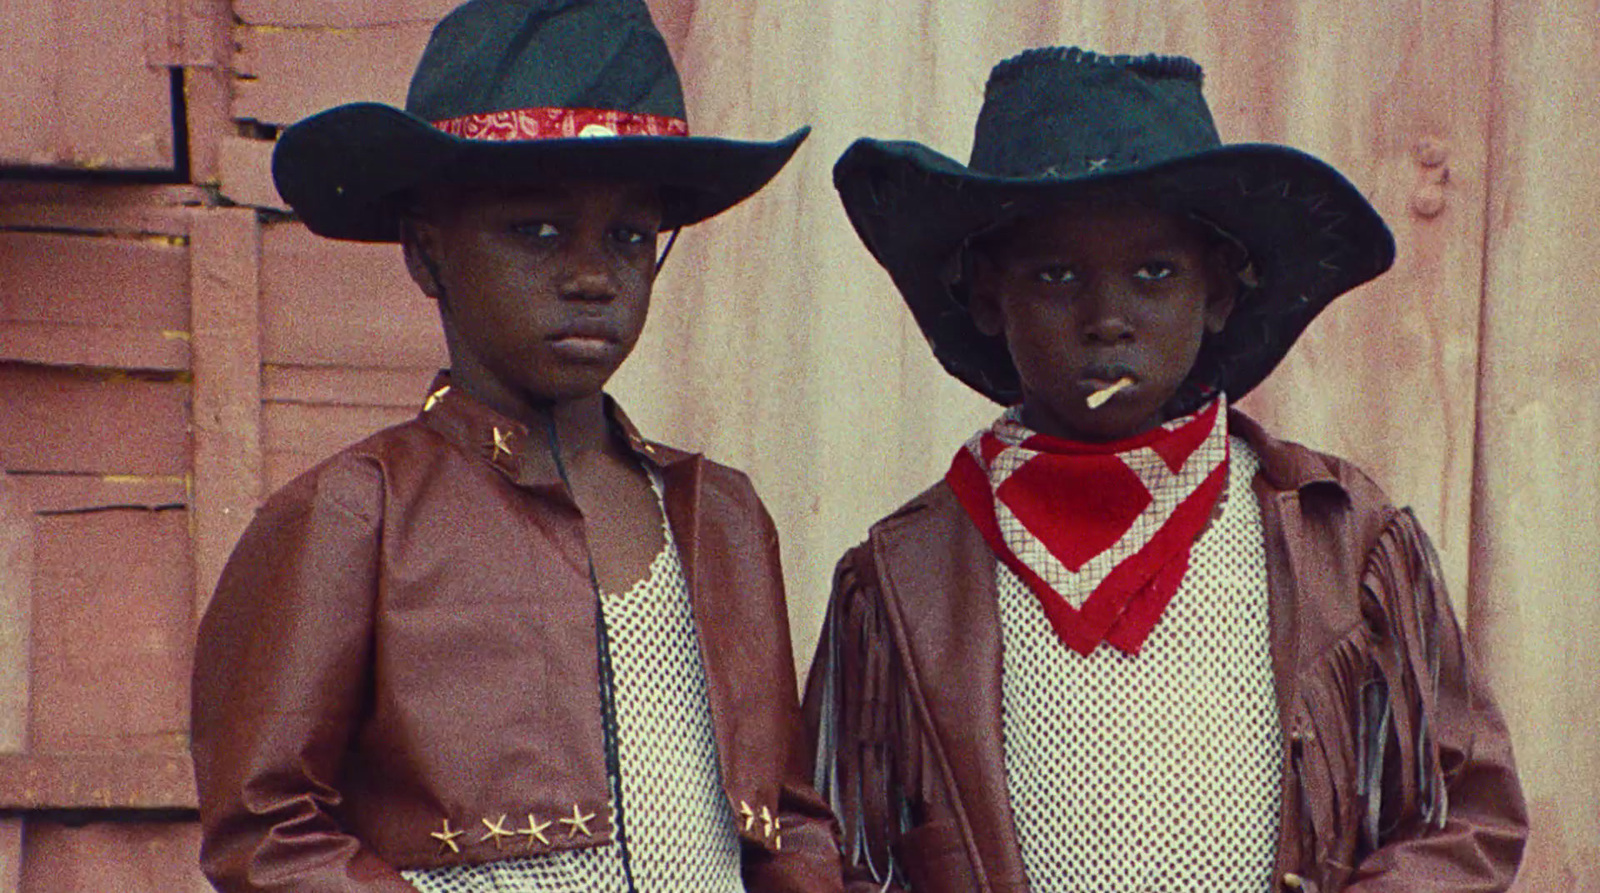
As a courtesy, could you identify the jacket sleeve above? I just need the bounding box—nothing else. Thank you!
[741,698,848,893]
[802,549,914,893]
[1345,509,1527,891]
[736,492,844,893]
[191,457,417,893]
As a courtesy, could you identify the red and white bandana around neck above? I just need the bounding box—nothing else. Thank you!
[946,397,1230,656]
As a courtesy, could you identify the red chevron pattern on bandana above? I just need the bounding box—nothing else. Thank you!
[433,107,689,141]
[946,397,1229,656]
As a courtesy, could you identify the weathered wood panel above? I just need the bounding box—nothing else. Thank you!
[259,223,446,370]
[0,231,191,371]
[1475,0,1600,887]
[0,366,189,476]
[0,184,198,238]
[234,24,433,127]
[261,401,417,494]
[235,0,457,26]
[190,209,262,612]
[0,753,194,810]
[0,0,177,171]
[28,508,192,753]
[20,821,210,893]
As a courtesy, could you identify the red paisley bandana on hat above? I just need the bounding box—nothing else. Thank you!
[946,397,1229,656]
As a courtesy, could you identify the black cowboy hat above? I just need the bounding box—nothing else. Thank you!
[834,47,1395,409]
[273,0,809,242]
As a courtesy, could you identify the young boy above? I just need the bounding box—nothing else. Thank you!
[806,48,1526,892]
[191,2,841,891]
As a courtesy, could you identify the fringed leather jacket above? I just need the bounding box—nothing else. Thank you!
[804,412,1525,892]
[192,385,841,892]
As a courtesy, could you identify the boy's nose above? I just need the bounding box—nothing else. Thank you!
[1078,284,1135,342]
[558,240,619,301]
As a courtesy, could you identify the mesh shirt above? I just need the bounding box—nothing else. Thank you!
[996,436,1282,892]
[405,472,744,893]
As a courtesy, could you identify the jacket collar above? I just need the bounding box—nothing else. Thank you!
[416,373,692,489]
[1228,409,1346,499]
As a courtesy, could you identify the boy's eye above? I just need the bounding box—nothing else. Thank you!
[1135,262,1175,281]
[515,222,560,238]
[1036,265,1076,284]
[612,226,653,246]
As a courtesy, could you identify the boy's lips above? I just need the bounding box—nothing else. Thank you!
[1079,363,1137,390]
[547,320,621,361]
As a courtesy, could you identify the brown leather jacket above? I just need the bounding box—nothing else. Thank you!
[803,412,1525,892]
[192,385,841,892]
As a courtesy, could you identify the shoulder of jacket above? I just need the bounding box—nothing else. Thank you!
[258,421,425,524]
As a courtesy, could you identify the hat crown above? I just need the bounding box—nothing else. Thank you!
[405,0,686,122]
[969,48,1221,180]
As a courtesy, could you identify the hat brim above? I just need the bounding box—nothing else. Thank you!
[273,102,810,242]
[834,138,1396,405]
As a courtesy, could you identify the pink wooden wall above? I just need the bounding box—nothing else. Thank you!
[0,0,1594,889]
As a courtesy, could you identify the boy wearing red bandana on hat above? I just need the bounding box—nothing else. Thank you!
[190,2,842,892]
[804,48,1525,892]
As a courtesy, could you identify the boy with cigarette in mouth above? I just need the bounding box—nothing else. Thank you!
[806,48,1526,891]
[190,1,842,890]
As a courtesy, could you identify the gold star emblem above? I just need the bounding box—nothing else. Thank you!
[491,426,513,460]
[423,385,451,411]
[518,813,552,848]
[560,803,596,838]
[479,814,515,849]
[760,805,775,837]
[430,818,464,854]
[738,800,756,832]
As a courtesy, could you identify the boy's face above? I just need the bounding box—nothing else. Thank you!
[404,180,662,413]
[969,201,1235,442]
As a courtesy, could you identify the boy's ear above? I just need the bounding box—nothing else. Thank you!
[401,218,446,301]
[966,251,1005,337]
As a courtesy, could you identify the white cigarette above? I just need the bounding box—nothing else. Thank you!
[1086,376,1134,409]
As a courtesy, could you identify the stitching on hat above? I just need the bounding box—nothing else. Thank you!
[985,47,1203,97]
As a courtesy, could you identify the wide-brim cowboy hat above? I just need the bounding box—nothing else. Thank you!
[273,0,808,242]
[835,47,1395,409]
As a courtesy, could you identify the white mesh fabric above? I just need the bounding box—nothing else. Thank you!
[598,472,745,892]
[996,437,1282,891]
[405,472,743,892]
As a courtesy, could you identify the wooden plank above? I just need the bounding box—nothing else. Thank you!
[0,753,195,810]
[262,401,415,494]
[0,476,31,754]
[262,365,434,408]
[28,510,192,754]
[235,0,456,26]
[0,0,176,171]
[190,209,263,613]
[0,324,188,373]
[233,23,432,127]
[6,476,187,517]
[259,223,446,369]
[22,821,209,893]
[0,366,190,476]
[216,136,284,210]
[1474,0,1600,888]
[0,231,190,325]
[0,184,200,237]
[0,819,19,893]
[180,0,236,188]
[0,231,190,371]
